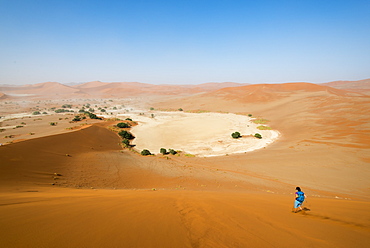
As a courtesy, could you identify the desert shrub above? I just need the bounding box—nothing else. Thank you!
[32,111,41,115]
[85,111,102,120]
[150,107,154,110]
[72,116,81,122]
[160,148,167,155]
[125,118,133,121]
[118,130,135,140]
[42,112,47,114]
[88,108,94,112]
[117,122,130,128]
[49,122,57,126]
[122,139,131,148]
[15,125,23,128]
[231,132,241,139]
[254,133,262,139]
[62,104,72,108]
[101,109,106,112]
[248,114,252,117]
[0,129,5,132]
[169,149,177,155]
[141,149,151,156]
[78,109,86,113]
[178,108,183,111]
[55,109,70,113]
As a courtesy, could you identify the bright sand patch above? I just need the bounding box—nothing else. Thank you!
[130,112,279,156]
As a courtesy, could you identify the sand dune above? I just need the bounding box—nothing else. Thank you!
[323,78,370,94]
[0,124,369,247]
[1,81,369,247]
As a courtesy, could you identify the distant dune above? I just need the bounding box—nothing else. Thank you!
[322,78,370,95]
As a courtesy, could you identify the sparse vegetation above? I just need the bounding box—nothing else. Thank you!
[231,132,241,139]
[49,122,58,126]
[160,148,167,155]
[178,108,183,111]
[85,111,102,120]
[32,111,41,115]
[169,149,177,155]
[141,149,151,156]
[253,118,269,124]
[72,116,81,122]
[248,114,252,117]
[254,133,262,139]
[118,130,135,140]
[117,122,130,128]
[55,109,72,113]
[125,118,133,121]
[122,139,131,148]
[15,125,23,128]
[257,125,272,130]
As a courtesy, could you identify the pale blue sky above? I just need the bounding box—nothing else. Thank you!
[0,0,369,85]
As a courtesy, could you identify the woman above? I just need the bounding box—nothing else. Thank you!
[293,186,306,213]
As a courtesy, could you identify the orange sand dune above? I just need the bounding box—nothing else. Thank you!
[0,124,369,247]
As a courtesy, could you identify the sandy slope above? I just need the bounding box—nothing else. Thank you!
[0,124,369,247]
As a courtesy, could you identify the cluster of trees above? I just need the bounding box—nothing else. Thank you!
[117,122,130,128]
[118,130,135,140]
[231,132,262,139]
[55,109,73,113]
[140,148,178,156]
[160,148,177,155]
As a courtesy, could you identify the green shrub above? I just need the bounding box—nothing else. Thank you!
[254,133,262,139]
[231,132,241,139]
[117,122,130,128]
[125,118,133,121]
[49,122,57,126]
[85,112,102,120]
[118,130,135,140]
[160,148,167,155]
[169,149,177,155]
[32,111,41,115]
[72,116,81,122]
[122,139,131,148]
[141,149,151,156]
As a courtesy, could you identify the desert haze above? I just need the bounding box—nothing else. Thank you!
[1,79,370,247]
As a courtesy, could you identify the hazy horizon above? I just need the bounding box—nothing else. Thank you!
[1,0,369,86]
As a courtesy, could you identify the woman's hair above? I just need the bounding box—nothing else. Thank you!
[296,187,301,191]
